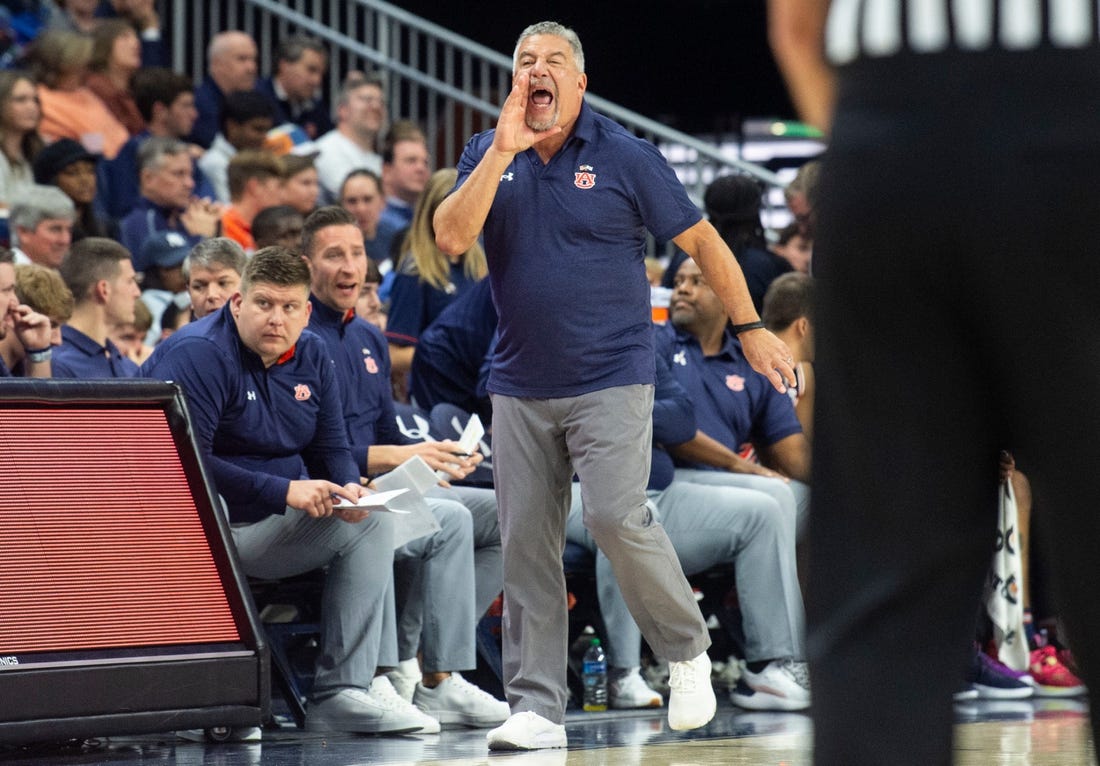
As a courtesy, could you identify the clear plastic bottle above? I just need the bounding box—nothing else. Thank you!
[582,636,608,711]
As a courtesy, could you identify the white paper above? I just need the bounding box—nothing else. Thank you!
[372,456,443,549]
[436,413,485,480]
[333,488,410,511]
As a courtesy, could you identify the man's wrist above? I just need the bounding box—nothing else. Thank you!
[25,347,52,363]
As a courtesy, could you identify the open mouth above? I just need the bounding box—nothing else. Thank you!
[531,88,554,107]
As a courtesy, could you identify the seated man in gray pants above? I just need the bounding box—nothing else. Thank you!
[566,348,809,712]
[142,246,424,735]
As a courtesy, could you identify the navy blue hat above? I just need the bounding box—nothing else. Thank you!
[139,231,192,269]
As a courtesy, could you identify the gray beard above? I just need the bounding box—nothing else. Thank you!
[526,109,558,132]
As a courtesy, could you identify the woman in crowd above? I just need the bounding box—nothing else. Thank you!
[85,19,144,135]
[29,30,128,159]
[0,70,44,205]
[384,167,487,401]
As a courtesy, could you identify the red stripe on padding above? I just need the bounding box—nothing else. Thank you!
[0,409,241,653]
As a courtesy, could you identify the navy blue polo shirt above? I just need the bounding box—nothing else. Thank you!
[409,276,497,418]
[385,262,481,348]
[141,303,359,523]
[52,325,139,379]
[658,324,802,469]
[307,296,404,471]
[455,100,702,398]
[650,346,696,491]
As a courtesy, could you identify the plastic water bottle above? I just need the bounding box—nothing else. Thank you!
[582,637,608,711]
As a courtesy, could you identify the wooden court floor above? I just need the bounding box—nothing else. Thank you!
[1,698,1093,766]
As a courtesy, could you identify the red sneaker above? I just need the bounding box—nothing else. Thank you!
[1029,645,1087,697]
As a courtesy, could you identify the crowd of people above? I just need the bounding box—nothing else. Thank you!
[0,8,1086,756]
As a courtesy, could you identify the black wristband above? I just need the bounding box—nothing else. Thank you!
[24,346,51,355]
[730,320,765,335]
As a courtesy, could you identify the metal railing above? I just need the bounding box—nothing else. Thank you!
[172,0,788,211]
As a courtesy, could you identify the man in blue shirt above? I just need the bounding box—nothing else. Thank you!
[663,256,811,538]
[409,276,497,423]
[433,20,795,750]
[142,246,426,735]
[53,238,140,379]
[188,31,259,150]
[301,206,507,729]
[119,138,221,274]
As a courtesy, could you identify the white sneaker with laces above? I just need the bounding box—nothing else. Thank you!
[387,657,421,702]
[731,659,811,711]
[368,675,442,733]
[486,711,567,750]
[667,651,717,730]
[610,667,664,709]
[304,679,435,734]
[413,672,510,727]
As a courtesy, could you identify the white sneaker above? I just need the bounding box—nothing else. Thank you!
[610,667,663,709]
[304,680,432,735]
[413,672,510,727]
[368,675,442,733]
[731,659,811,711]
[486,711,567,750]
[387,657,421,702]
[667,651,717,730]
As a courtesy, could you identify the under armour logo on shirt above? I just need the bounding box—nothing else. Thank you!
[246,391,256,401]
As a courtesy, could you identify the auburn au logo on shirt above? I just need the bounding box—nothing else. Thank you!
[726,374,745,392]
[574,164,596,189]
[294,384,312,401]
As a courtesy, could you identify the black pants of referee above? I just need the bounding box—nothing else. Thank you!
[809,49,1100,765]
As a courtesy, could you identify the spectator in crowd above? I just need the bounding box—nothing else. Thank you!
[46,0,98,34]
[386,167,486,402]
[355,256,385,330]
[281,151,321,215]
[183,236,246,319]
[137,229,191,345]
[257,34,332,140]
[189,30,258,149]
[783,158,820,239]
[97,0,167,67]
[565,346,809,712]
[762,272,814,441]
[339,168,387,263]
[85,19,143,135]
[9,183,74,268]
[119,136,221,273]
[251,204,304,250]
[0,70,44,204]
[703,174,792,314]
[102,66,212,220]
[314,72,386,202]
[157,298,190,341]
[53,236,140,377]
[32,137,114,241]
[373,120,430,266]
[300,206,507,728]
[198,89,276,203]
[111,293,154,364]
[29,30,128,159]
[0,254,59,377]
[141,247,423,736]
[770,221,812,274]
[220,149,286,252]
